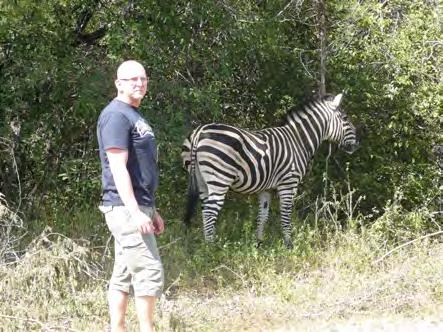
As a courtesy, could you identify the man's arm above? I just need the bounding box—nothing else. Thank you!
[106,147,155,234]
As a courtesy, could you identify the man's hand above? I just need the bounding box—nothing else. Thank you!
[152,211,165,235]
[132,210,155,234]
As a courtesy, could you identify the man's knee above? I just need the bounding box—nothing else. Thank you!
[133,264,164,297]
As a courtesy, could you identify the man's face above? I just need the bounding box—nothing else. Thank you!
[116,63,148,102]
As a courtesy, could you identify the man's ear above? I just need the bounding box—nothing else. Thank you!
[115,79,124,93]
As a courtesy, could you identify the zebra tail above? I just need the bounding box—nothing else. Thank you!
[183,126,203,227]
[184,169,199,226]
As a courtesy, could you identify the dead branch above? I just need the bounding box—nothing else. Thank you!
[373,230,443,265]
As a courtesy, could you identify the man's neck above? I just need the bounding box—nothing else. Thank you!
[116,95,141,108]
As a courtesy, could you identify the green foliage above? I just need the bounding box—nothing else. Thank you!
[327,0,442,212]
[0,0,441,238]
[1,3,442,330]
[369,188,442,243]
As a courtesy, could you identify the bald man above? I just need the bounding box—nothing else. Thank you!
[97,60,164,332]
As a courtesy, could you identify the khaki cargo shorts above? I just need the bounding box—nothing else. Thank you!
[99,205,164,297]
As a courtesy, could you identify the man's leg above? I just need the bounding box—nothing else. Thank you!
[106,222,131,332]
[134,295,156,332]
[108,289,129,332]
[106,206,162,331]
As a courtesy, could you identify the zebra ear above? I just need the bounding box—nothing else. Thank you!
[331,93,343,108]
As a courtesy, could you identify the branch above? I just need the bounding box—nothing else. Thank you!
[317,0,327,97]
[75,25,108,45]
[211,264,247,286]
[373,230,443,265]
[158,237,183,250]
[164,274,181,296]
[73,0,108,46]
[276,0,297,17]
[75,7,94,35]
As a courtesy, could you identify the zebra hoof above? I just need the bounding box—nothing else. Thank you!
[284,241,294,250]
[204,233,215,243]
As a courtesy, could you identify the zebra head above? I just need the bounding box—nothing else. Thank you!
[325,94,359,154]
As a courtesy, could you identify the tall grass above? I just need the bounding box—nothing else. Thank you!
[0,184,442,331]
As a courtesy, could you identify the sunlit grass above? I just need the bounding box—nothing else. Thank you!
[0,192,442,331]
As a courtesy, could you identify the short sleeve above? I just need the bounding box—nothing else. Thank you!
[99,112,132,150]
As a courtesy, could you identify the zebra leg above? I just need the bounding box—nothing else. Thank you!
[256,191,271,247]
[201,190,228,242]
[278,190,296,249]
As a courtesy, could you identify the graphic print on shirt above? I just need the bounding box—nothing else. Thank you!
[134,118,154,138]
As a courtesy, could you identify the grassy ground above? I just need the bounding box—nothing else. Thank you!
[0,214,442,332]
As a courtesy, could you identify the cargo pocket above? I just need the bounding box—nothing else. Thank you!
[119,228,144,249]
[104,207,144,249]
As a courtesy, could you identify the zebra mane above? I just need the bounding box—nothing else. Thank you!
[282,93,338,125]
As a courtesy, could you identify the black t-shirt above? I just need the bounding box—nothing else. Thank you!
[97,99,158,207]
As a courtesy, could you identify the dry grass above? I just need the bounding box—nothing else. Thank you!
[1,226,441,331]
[155,234,443,331]
[0,228,109,331]
[0,192,23,264]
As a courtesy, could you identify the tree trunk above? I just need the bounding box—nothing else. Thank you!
[317,0,327,97]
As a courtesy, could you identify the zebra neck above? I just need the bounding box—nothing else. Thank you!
[286,110,326,159]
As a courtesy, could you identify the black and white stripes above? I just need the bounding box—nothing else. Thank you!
[182,94,358,248]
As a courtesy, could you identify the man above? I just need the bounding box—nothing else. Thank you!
[97,60,164,332]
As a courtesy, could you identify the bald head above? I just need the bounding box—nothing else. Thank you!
[114,60,148,107]
[116,60,146,80]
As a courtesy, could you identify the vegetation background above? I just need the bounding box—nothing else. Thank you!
[0,0,441,331]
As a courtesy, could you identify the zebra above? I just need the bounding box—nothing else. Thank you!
[181,93,358,248]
